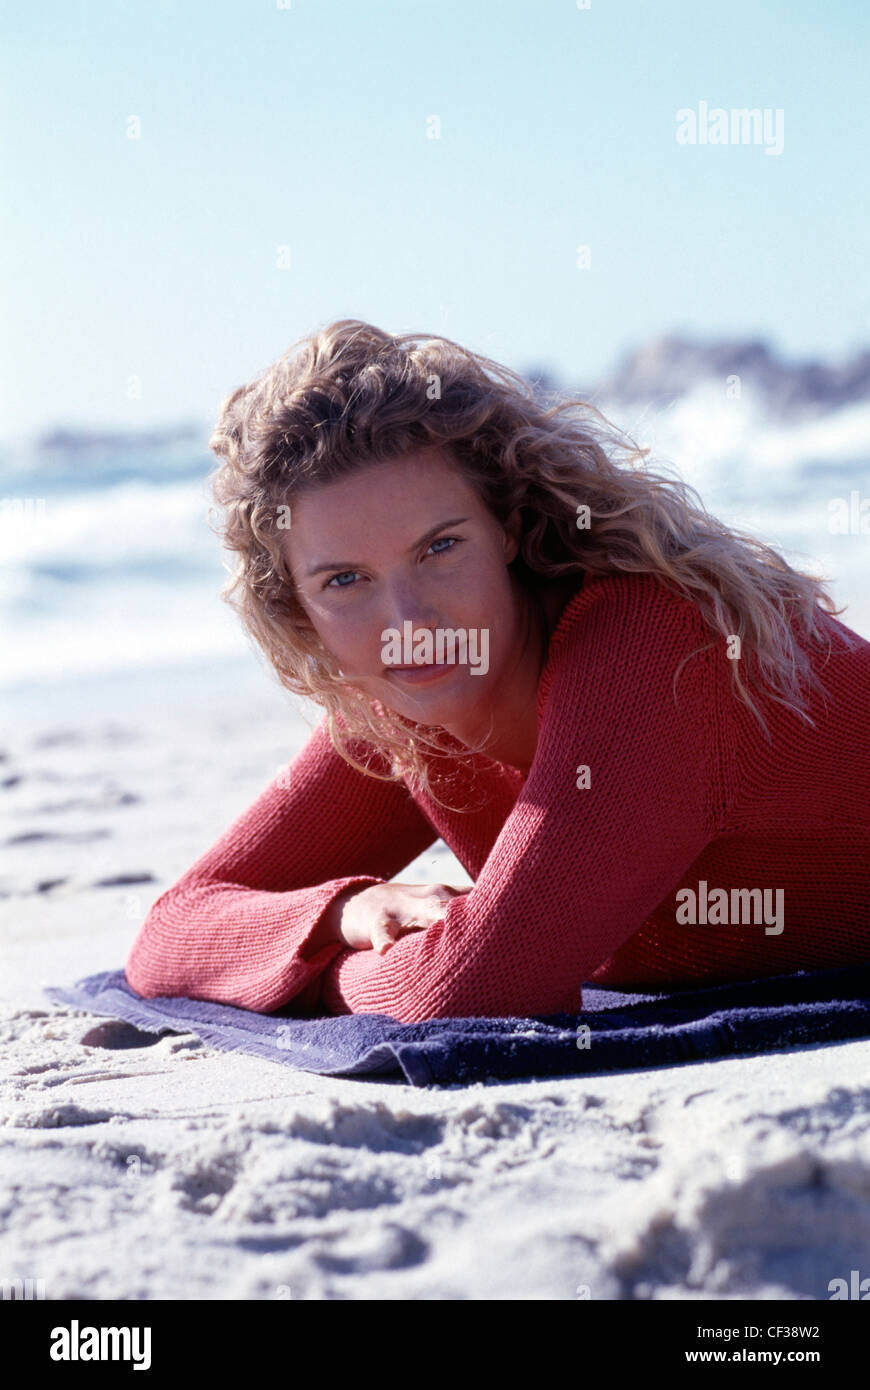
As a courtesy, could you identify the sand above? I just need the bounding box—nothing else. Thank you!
[2,658,870,1301]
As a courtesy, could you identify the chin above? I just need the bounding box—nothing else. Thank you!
[403,677,488,717]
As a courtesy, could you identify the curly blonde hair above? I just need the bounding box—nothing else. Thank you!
[208,318,855,806]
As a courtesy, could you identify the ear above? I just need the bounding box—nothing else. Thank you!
[502,508,522,564]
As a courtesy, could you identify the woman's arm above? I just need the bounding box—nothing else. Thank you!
[124,712,438,1012]
[319,580,733,1021]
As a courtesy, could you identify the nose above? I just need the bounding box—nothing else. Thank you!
[379,581,442,654]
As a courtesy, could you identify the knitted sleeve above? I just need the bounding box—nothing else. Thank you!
[123,712,438,1012]
[320,580,730,1021]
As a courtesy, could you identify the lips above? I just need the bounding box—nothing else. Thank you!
[386,661,456,684]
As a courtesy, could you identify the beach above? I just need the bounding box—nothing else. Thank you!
[6,0,870,1307]
[3,653,870,1301]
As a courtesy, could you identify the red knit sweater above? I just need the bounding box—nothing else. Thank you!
[125,569,870,1022]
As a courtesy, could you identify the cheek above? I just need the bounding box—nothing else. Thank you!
[313,608,382,668]
[461,572,515,631]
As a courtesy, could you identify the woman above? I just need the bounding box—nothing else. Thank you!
[124,320,870,1023]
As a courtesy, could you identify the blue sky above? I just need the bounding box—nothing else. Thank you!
[2,0,867,441]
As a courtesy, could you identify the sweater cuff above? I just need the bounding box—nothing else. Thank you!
[275,875,385,1015]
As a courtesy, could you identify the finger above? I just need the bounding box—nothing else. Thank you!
[385,912,422,933]
[423,887,461,915]
[378,919,424,950]
[374,920,403,953]
[423,898,454,922]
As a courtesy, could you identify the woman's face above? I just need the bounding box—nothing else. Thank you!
[281,448,529,727]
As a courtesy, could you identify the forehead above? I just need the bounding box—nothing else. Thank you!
[284,450,484,552]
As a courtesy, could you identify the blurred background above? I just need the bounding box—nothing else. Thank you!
[2,0,868,730]
[2,2,869,1305]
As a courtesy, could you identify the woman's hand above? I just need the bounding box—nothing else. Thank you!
[331,881,465,954]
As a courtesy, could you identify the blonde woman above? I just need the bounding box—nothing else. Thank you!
[125,320,870,1023]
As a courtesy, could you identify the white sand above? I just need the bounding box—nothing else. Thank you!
[2,659,870,1301]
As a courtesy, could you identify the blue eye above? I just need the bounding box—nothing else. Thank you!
[323,536,461,590]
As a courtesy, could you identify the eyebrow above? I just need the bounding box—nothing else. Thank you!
[305,517,471,577]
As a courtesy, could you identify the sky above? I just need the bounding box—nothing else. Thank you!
[1,0,868,443]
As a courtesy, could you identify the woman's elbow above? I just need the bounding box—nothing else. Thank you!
[123,887,184,999]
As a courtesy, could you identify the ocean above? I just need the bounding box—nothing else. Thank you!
[2,377,868,728]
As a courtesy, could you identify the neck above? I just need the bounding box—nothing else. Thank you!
[442,575,552,777]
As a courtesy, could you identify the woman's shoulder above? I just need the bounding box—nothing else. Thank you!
[536,569,718,720]
[542,567,710,659]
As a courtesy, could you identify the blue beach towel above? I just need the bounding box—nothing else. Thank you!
[44,961,870,1087]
